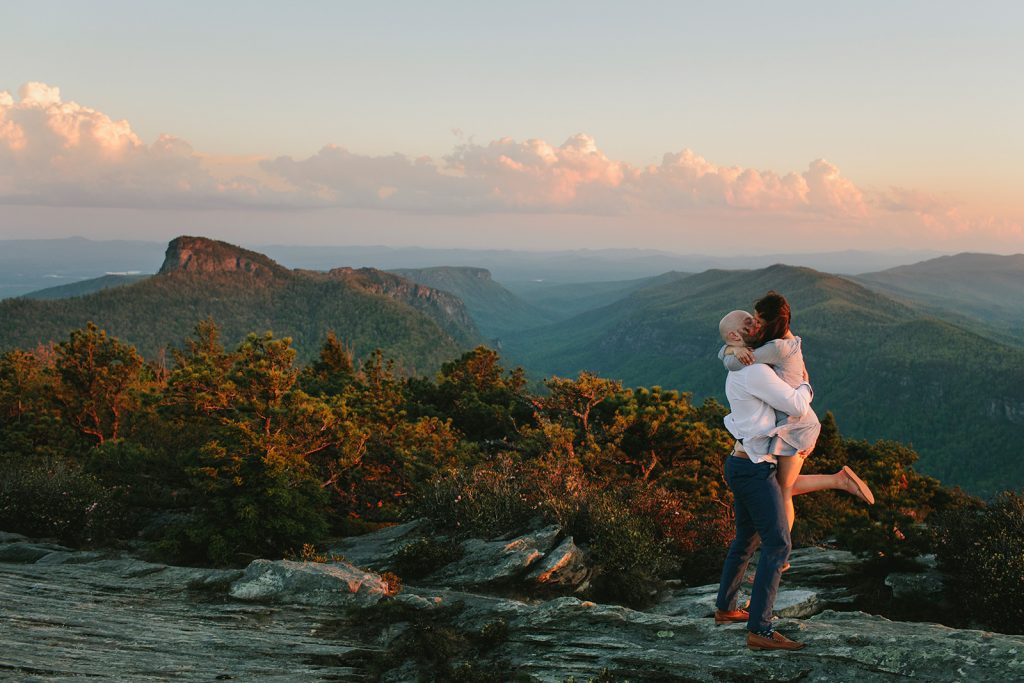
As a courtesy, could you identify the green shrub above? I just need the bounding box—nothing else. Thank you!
[411,456,538,540]
[84,439,183,510]
[934,491,1024,634]
[390,537,465,579]
[625,482,733,586]
[0,456,124,545]
[552,486,673,608]
[161,439,331,566]
[415,459,720,608]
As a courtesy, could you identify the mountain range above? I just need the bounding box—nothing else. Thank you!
[4,237,1023,494]
[0,237,949,297]
[0,236,478,372]
[853,253,1024,344]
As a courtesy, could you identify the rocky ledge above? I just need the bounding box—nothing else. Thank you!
[2,527,1021,682]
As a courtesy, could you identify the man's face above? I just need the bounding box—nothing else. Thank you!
[740,314,761,345]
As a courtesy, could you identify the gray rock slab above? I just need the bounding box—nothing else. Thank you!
[784,546,863,584]
[229,558,391,607]
[421,595,1024,682]
[0,531,28,543]
[35,550,111,565]
[886,569,946,601]
[3,536,1023,683]
[649,583,825,620]
[326,518,427,570]
[0,556,374,681]
[0,541,71,563]
[425,524,562,588]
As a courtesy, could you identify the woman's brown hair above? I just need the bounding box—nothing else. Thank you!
[754,291,791,344]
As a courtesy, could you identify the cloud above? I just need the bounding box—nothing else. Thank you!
[260,145,485,211]
[0,83,282,208]
[0,82,1018,249]
[446,134,627,210]
[635,151,867,216]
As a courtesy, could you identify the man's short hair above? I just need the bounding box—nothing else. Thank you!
[719,310,751,342]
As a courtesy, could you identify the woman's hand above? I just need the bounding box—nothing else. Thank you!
[734,347,755,365]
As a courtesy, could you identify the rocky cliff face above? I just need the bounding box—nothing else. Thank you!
[158,236,285,279]
[326,267,480,346]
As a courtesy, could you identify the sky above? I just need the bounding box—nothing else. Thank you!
[1,1,1022,254]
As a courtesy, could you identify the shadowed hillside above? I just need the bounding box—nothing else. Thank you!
[21,273,152,300]
[504,271,692,321]
[389,266,554,337]
[503,264,1024,493]
[0,236,478,372]
[852,252,1024,344]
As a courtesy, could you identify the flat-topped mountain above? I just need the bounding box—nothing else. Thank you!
[159,235,285,278]
[503,264,1024,494]
[0,236,479,371]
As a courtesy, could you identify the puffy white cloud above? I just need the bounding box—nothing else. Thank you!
[0,83,282,208]
[446,134,627,210]
[263,135,873,220]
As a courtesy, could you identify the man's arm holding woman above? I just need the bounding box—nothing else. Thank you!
[743,364,813,417]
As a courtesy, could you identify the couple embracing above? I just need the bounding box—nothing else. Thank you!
[713,291,874,651]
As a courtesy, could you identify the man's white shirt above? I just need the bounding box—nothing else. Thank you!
[723,364,813,465]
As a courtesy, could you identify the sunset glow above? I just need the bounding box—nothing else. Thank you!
[1,2,1021,253]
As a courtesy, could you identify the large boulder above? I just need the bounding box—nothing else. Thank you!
[424,524,563,589]
[525,535,592,591]
[229,559,393,607]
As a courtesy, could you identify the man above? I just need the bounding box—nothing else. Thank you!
[713,309,810,651]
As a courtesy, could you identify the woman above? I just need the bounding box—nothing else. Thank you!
[720,291,874,539]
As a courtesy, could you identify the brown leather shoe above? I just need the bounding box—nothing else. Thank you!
[714,608,749,625]
[747,630,805,651]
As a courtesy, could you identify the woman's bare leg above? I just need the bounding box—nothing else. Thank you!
[792,467,874,504]
[776,454,805,532]
[791,472,845,496]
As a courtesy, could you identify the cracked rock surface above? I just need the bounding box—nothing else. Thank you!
[3,528,1023,682]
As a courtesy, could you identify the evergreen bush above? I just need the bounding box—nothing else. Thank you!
[0,456,124,545]
[934,491,1024,634]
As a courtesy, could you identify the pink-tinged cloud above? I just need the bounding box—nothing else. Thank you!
[0,82,1018,248]
[446,134,627,209]
[634,151,867,216]
[0,83,284,208]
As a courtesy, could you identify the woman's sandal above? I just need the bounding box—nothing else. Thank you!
[842,465,875,505]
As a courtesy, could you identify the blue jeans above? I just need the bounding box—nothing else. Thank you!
[715,455,792,633]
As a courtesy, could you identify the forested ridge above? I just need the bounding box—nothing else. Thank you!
[502,264,1024,495]
[0,236,477,373]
